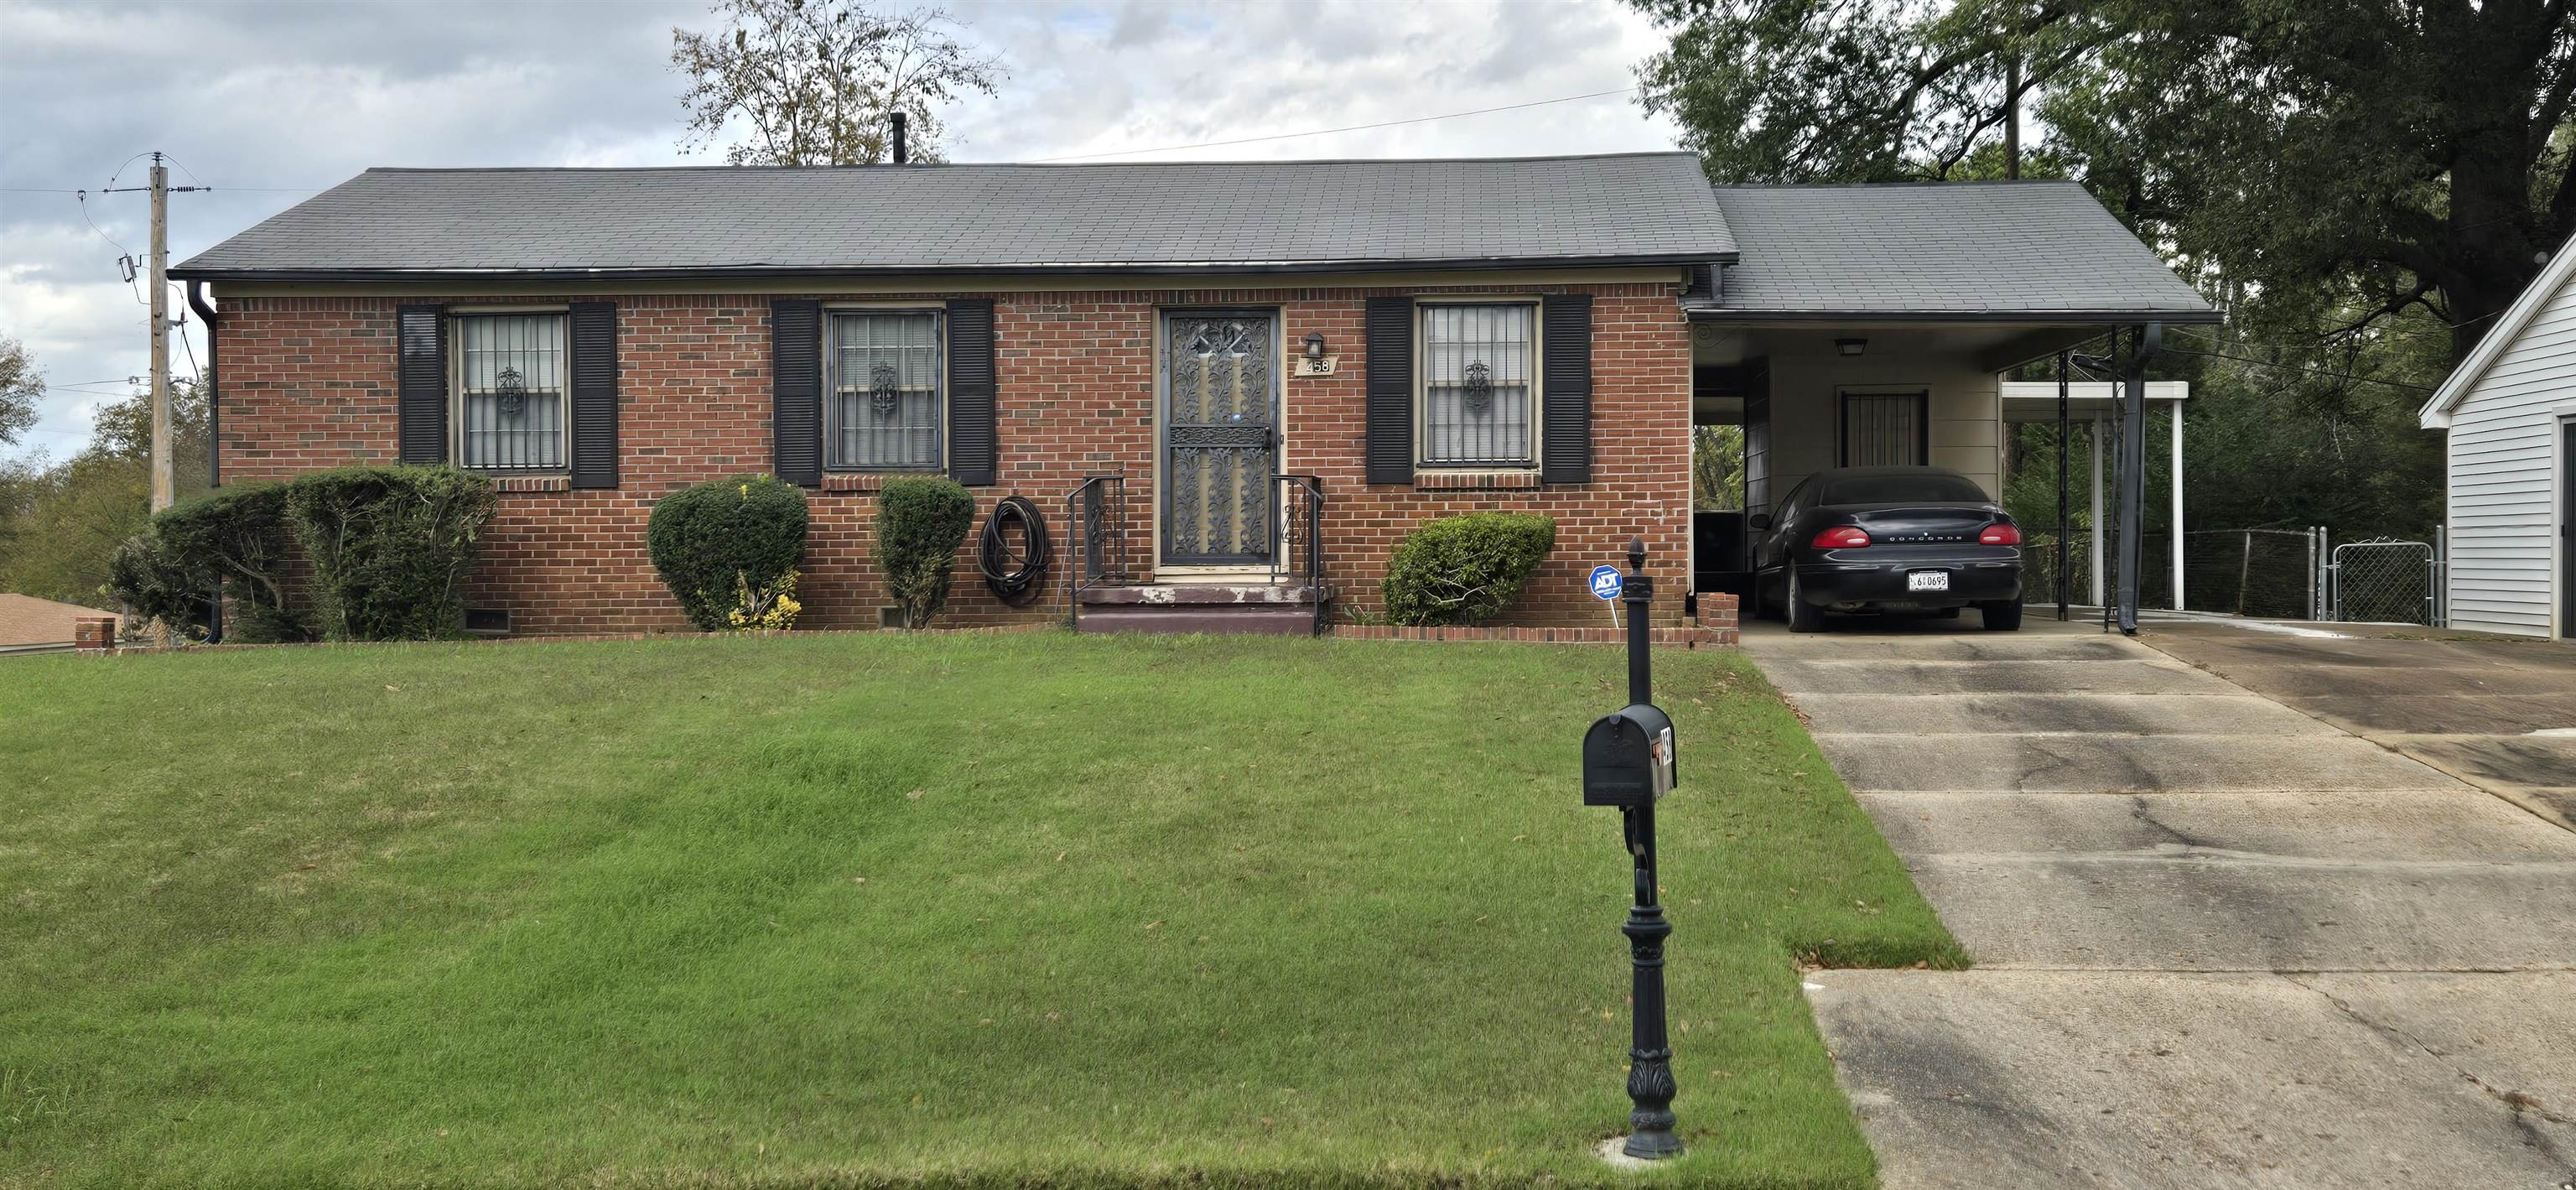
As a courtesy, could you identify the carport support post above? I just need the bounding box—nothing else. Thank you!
[1617,538,1682,1161]
[2057,351,2071,621]
[2170,403,2185,611]
[2088,419,2106,608]
[2116,324,2162,635]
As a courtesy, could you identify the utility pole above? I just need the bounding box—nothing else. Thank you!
[148,153,172,512]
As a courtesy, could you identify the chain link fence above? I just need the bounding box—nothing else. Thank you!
[2023,528,2323,620]
[2023,527,2449,626]
[2329,538,2442,626]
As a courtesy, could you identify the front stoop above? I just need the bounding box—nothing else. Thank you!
[1075,584,1330,636]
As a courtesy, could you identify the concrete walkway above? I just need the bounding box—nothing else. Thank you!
[1742,615,2576,1188]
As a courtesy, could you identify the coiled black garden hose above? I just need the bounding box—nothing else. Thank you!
[977,494,1052,605]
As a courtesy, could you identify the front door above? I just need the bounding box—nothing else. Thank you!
[1162,312,1277,565]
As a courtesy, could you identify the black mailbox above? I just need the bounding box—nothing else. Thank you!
[1583,703,1676,807]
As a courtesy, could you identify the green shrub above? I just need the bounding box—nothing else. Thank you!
[646,475,809,631]
[283,466,496,642]
[1381,512,1558,626]
[153,482,306,642]
[875,476,975,628]
[105,531,210,637]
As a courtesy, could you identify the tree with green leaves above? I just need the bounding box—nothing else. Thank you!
[1631,0,2576,361]
[0,336,40,449]
[1692,424,1745,511]
[673,0,1004,165]
[0,377,209,606]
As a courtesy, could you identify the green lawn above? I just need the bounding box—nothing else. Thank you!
[1,632,1960,1189]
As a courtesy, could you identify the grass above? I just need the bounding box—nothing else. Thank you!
[0,632,1961,1188]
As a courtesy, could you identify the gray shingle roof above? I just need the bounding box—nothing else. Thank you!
[1699,182,2218,322]
[172,153,1737,280]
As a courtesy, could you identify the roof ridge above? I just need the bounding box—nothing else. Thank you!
[361,151,1703,174]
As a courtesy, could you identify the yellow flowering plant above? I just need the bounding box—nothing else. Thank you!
[724,567,802,631]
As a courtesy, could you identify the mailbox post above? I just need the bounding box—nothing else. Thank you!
[1581,538,1682,1161]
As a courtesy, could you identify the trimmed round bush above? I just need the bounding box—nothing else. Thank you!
[875,475,976,628]
[153,481,306,642]
[1381,512,1558,626]
[283,465,498,642]
[647,475,810,631]
[106,530,210,637]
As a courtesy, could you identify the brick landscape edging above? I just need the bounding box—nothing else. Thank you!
[1332,592,1738,647]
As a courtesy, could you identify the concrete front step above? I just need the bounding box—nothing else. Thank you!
[1073,583,1328,636]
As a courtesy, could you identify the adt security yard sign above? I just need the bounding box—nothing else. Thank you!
[1590,565,1623,600]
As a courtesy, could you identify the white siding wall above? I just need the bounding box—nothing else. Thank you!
[2445,269,2576,638]
[1766,350,2002,501]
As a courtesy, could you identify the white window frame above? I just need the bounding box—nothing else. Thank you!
[824,305,948,472]
[449,307,569,473]
[1415,298,1543,470]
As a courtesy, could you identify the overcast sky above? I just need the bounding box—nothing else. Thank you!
[0,0,1682,460]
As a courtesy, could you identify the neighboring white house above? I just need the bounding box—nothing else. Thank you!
[2419,233,2576,639]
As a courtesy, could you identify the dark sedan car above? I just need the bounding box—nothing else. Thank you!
[1750,466,2024,632]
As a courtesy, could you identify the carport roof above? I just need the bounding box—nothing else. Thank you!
[1690,182,2220,325]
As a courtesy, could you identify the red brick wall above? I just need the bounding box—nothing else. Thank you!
[216,282,1691,634]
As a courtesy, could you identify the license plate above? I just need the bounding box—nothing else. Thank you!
[1908,570,1950,593]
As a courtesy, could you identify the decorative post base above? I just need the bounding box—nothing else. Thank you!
[1621,898,1682,1160]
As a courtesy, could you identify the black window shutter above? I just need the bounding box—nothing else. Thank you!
[946,299,997,486]
[1364,297,1415,485]
[396,304,447,464]
[771,299,823,486]
[568,302,619,489]
[1540,294,1594,485]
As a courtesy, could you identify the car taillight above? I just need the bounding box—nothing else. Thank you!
[1981,523,2023,546]
[1811,526,1872,549]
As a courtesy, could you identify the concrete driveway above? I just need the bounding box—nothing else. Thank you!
[1742,614,2576,1188]
[2144,621,2576,832]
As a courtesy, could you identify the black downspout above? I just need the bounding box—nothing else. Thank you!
[186,280,222,642]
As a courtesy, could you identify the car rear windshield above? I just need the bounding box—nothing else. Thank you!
[1819,473,1988,505]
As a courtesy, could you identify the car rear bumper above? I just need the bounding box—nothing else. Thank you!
[1794,557,2022,609]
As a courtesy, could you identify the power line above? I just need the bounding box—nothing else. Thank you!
[2158,344,2436,392]
[1029,86,1639,162]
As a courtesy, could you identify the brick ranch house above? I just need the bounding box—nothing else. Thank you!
[169,153,2213,637]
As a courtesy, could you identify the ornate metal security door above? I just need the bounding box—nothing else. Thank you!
[1162,312,1276,564]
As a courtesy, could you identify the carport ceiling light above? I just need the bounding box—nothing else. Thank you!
[1836,338,1867,357]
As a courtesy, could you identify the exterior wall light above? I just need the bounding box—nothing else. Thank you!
[1836,338,1867,357]
[1303,331,1328,361]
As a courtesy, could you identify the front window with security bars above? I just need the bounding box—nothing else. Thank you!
[456,313,566,470]
[1420,303,1535,466]
[829,310,943,470]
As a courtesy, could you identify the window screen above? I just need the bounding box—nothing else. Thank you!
[1421,304,1534,466]
[831,310,943,470]
[456,314,565,470]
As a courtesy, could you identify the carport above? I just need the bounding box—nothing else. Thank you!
[1680,180,2220,634]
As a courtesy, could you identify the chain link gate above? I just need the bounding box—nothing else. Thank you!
[2329,538,2440,626]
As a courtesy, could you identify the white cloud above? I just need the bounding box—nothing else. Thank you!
[0,0,1681,459]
